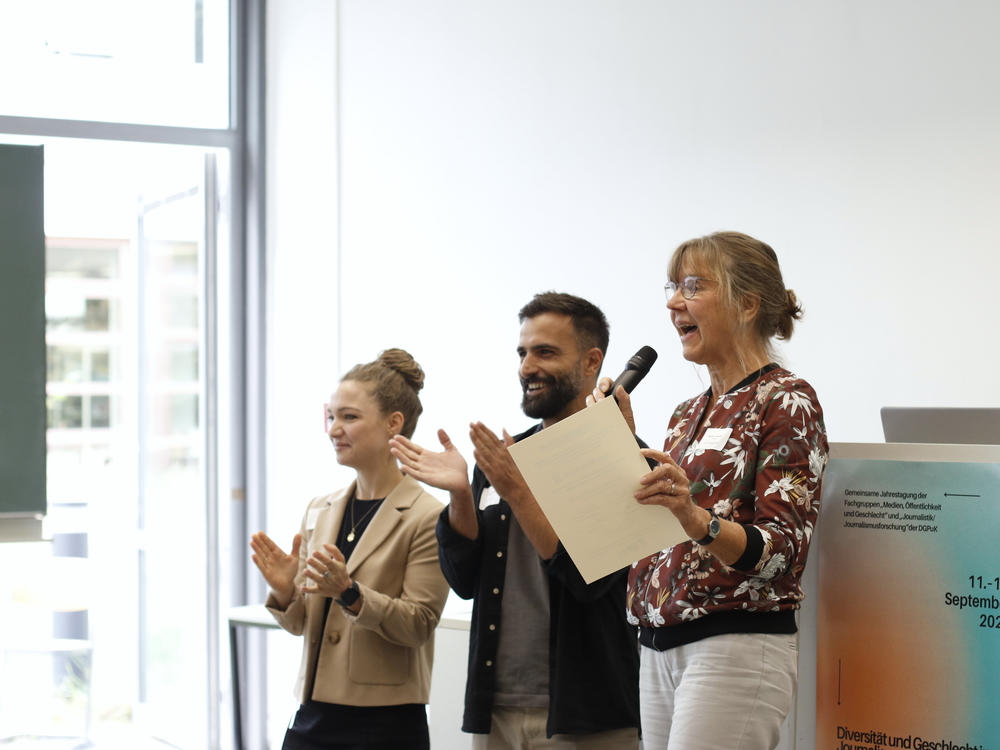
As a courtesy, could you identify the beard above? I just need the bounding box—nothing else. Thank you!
[520,366,584,420]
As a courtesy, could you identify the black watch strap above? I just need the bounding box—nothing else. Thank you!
[694,511,721,546]
[335,581,361,608]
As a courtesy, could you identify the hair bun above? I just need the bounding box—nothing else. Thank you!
[785,289,803,320]
[772,289,803,341]
[377,348,425,392]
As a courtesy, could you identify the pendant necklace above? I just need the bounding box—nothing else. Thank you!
[346,495,382,543]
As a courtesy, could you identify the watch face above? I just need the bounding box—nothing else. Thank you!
[694,513,721,546]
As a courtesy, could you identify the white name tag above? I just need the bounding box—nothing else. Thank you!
[306,507,323,531]
[479,486,501,510]
[699,427,732,451]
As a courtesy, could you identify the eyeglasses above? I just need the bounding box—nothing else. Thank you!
[664,276,710,301]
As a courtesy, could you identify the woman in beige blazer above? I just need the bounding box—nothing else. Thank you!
[250,349,450,749]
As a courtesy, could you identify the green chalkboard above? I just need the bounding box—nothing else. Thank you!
[0,144,46,522]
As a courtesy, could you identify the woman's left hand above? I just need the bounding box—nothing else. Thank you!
[638,448,748,565]
[303,543,352,598]
[635,448,701,528]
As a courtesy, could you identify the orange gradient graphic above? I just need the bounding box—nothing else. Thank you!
[818,528,970,743]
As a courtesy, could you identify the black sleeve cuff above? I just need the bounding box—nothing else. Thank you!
[436,504,480,545]
[731,524,764,571]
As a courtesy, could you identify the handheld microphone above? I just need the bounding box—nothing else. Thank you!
[604,345,658,402]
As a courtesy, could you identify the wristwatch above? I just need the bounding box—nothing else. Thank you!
[335,581,361,608]
[694,510,721,546]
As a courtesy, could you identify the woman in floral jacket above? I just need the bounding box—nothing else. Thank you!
[601,231,828,749]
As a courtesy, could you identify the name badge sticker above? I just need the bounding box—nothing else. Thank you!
[479,486,501,510]
[306,507,323,530]
[700,427,733,451]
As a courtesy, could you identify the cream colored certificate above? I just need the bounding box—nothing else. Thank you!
[507,397,688,583]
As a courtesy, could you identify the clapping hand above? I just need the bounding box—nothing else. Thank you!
[390,429,470,495]
[250,531,301,608]
[303,543,351,598]
[468,422,525,503]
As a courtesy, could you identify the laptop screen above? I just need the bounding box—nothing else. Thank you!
[880,407,1000,445]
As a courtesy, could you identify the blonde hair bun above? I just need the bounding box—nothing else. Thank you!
[377,348,425,392]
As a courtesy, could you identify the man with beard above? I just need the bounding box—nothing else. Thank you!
[390,292,641,749]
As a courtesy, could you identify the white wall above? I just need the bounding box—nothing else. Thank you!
[335,0,999,467]
[266,1,1000,746]
[270,0,1000,519]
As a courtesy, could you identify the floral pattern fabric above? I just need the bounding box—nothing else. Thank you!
[627,367,828,629]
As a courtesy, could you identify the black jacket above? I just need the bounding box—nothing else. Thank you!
[435,424,641,737]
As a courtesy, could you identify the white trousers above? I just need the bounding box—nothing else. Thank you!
[638,632,797,750]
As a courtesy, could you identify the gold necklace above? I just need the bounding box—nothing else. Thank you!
[346,495,382,543]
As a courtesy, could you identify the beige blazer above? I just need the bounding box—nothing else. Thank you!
[266,475,449,706]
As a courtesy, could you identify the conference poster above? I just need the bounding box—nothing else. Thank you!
[817,451,1000,750]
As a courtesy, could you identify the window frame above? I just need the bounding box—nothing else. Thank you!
[0,1,267,747]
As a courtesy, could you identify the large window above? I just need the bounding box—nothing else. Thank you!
[0,0,230,128]
[0,2,246,746]
[0,137,233,749]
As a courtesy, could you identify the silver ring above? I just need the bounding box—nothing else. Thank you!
[322,570,331,581]
[668,479,675,495]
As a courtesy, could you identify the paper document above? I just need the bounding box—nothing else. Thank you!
[508,397,688,583]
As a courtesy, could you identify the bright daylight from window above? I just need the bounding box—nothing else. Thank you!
[1,1,233,748]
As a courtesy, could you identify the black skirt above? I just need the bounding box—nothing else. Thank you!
[281,700,429,750]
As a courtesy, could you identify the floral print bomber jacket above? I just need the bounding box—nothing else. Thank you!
[627,365,828,631]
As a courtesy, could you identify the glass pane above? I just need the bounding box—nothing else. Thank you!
[154,240,200,278]
[84,299,111,331]
[90,349,111,382]
[48,394,83,428]
[89,395,111,428]
[151,393,200,435]
[48,345,84,382]
[168,344,199,382]
[46,294,116,333]
[166,294,200,329]
[47,243,120,279]
[139,204,208,743]
[0,0,230,128]
[0,136,231,749]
